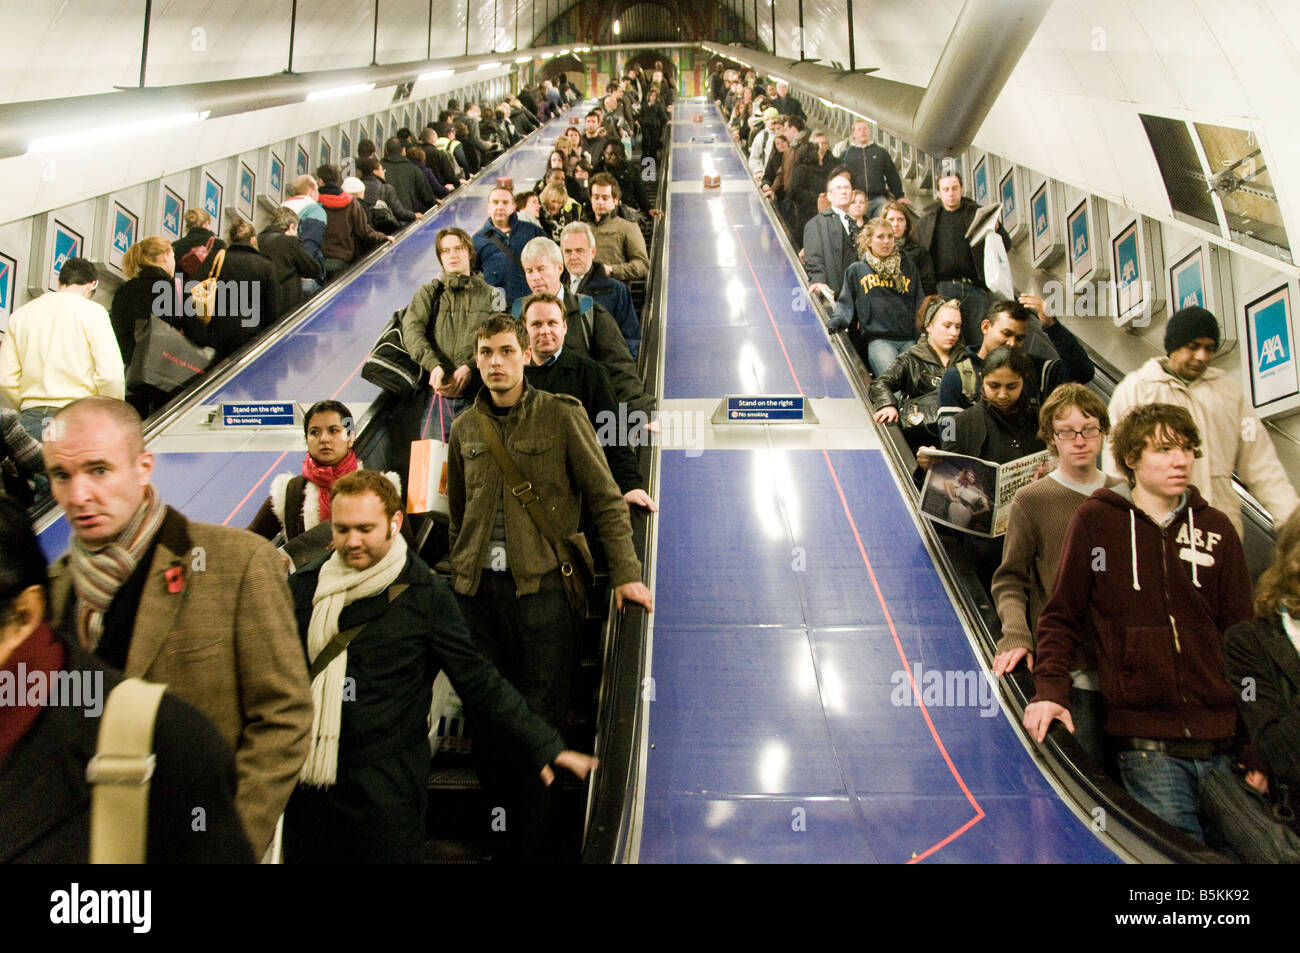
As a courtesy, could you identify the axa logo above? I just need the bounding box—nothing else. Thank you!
[1259,333,1289,370]
[113,228,131,252]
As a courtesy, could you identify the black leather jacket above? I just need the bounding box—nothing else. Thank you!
[868,338,955,410]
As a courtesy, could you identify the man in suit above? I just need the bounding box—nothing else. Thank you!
[804,167,859,304]
[559,221,640,358]
[42,396,313,858]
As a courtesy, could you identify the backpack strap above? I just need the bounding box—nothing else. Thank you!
[283,475,308,540]
[957,355,979,403]
[88,678,167,864]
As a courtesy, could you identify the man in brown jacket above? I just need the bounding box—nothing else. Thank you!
[42,397,313,857]
[447,314,651,859]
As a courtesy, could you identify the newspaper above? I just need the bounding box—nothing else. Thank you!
[918,448,1049,538]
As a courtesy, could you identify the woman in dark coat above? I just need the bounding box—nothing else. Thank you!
[1225,507,1300,831]
[785,141,825,242]
[191,219,280,361]
[884,199,936,297]
[112,236,211,417]
[870,295,965,453]
[170,208,226,283]
[638,86,669,163]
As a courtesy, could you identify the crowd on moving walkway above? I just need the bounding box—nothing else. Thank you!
[0,71,668,865]
[730,56,1300,857]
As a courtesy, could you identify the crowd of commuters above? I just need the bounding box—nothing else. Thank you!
[4,57,1300,868]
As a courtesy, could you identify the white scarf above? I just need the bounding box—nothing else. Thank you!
[299,533,408,787]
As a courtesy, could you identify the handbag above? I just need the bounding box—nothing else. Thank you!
[361,310,425,396]
[178,235,215,277]
[474,409,596,615]
[126,316,217,393]
[189,247,227,321]
[407,395,451,519]
[899,391,942,435]
[1199,768,1300,863]
[368,199,402,235]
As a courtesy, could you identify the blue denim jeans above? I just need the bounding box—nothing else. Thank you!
[1116,749,1232,842]
[936,279,993,349]
[865,337,914,377]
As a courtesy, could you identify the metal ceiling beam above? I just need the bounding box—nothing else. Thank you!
[704,0,1052,157]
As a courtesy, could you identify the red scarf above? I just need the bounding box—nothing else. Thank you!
[0,621,67,762]
[302,450,359,522]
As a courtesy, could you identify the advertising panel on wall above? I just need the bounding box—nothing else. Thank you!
[999,165,1026,245]
[297,144,310,178]
[0,250,16,328]
[1029,179,1064,270]
[972,152,996,207]
[161,186,185,242]
[1066,194,1109,296]
[201,172,223,235]
[269,152,284,203]
[236,162,255,222]
[1109,214,1164,327]
[45,218,83,292]
[106,200,138,273]
[1241,277,1300,418]
[1166,240,1236,355]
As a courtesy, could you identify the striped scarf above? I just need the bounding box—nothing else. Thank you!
[68,486,168,652]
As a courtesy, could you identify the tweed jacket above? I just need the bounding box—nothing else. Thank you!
[47,507,313,855]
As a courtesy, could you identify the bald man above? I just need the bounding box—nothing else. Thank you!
[41,397,313,858]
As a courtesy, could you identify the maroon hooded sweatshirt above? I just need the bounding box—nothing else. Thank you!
[1032,482,1253,741]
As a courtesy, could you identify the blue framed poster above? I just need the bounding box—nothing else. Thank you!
[999,168,1019,234]
[1068,201,1091,276]
[1029,180,1062,268]
[161,187,184,241]
[1113,221,1140,314]
[1244,281,1299,411]
[297,144,309,177]
[237,162,255,221]
[374,119,383,142]
[0,251,15,322]
[1170,247,1206,311]
[270,153,284,201]
[48,220,83,291]
[341,131,352,160]
[319,138,331,169]
[203,173,222,234]
[109,202,138,271]
[973,155,990,205]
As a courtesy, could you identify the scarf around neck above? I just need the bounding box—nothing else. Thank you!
[302,450,358,524]
[68,486,167,652]
[300,532,408,787]
[862,248,904,285]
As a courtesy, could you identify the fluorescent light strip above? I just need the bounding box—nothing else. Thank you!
[419,69,455,81]
[514,55,532,63]
[477,61,501,70]
[29,110,210,153]
[306,82,376,101]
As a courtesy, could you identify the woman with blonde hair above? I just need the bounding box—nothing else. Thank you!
[171,207,225,282]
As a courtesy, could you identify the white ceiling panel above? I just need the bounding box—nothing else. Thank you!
[146,0,292,86]
[0,0,143,103]
[288,0,373,73]
[376,0,438,63]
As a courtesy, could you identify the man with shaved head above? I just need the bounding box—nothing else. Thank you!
[41,397,313,859]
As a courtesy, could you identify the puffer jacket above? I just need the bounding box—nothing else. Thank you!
[1033,483,1254,741]
[1106,357,1298,537]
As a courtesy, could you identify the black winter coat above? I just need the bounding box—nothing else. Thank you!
[1225,615,1300,801]
[380,155,435,214]
[191,242,280,359]
[171,226,226,283]
[942,397,1045,465]
[282,550,566,862]
[0,629,254,863]
[256,227,324,319]
[526,346,644,494]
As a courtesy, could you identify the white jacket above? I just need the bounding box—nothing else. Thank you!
[1106,356,1298,536]
[0,290,125,410]
[748,128,775,177]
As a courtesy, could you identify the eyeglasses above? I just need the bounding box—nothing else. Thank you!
[1054,426,1103,441]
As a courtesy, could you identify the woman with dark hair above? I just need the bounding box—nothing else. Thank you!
[884,199,935,297]
[1225,507,1300,827]
[405,145,448,204]
[869,295,964,452]
[829,218,925,376]
[247,400,402,551]
[934,345,1044,464]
